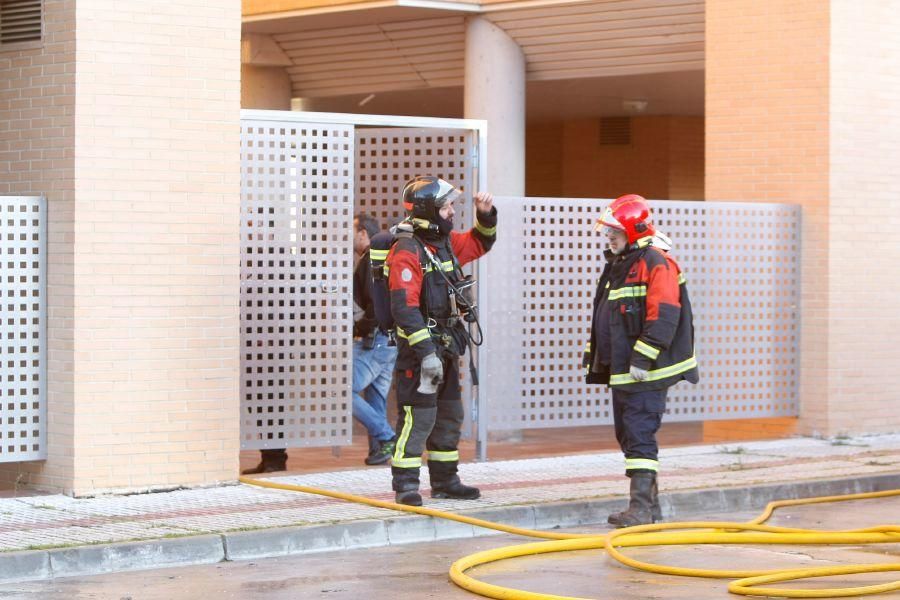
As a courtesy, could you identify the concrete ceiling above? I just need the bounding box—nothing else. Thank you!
[244,0,705,102]
[297,69,705,121]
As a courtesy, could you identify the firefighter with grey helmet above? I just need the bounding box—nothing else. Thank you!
[385,175,497,506]
[583,194,699,527]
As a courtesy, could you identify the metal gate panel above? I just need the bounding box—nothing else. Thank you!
[479,198,800,430]
[240,121,355,449]
[355,127,478,437]
[0,196,46,462]
[355,127,475,231]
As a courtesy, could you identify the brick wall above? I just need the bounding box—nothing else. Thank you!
[525,121,562,197]
[2,0,242,494]
[668,116,704,200]
[706,0,831,436]
[527,116,704,201]
[827,1,900,434]
[67,0,242,494]
[0,0,76,491]
[703,417,798,443]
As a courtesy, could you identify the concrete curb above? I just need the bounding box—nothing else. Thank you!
[1,473,898,583]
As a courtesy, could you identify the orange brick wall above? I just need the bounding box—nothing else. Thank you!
[706,0,831,437]
[563,116,670,199]
[827,2,900,434]
[525,121,563,197]
[0,0,77,491]
[527,116,704,200]
[668,116,704,200]
[703,417,798,443]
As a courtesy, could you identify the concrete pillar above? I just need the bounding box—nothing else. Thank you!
[241,33,293,110]
[241,65,292,110]
[464,16,525,196]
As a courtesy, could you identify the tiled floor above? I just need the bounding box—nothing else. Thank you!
[240,421,706,475]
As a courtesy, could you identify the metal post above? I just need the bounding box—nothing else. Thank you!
[474,127,489,463]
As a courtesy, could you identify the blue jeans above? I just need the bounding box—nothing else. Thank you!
[353,331,398,442]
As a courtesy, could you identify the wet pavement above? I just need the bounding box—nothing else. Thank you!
[1,495,897,599]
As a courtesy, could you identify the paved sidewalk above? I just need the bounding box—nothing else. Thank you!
[1,434,899,582]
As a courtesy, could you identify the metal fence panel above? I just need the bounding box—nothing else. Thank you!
[0,195,46,462]
[240,121,355,449]
[479,197,800,430]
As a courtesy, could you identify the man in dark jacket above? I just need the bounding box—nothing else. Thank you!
[352,214,398,466]
[386,176,496,506]
[583,194,699,527]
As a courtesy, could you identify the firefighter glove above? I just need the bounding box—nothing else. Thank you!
[629,365,649,382]
[418,352,444,394]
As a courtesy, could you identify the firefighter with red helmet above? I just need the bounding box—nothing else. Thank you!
[386,176,497,506]
[583,194,699,527]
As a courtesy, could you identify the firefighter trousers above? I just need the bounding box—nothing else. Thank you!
[391,353,464,492]
[612,387,667,477]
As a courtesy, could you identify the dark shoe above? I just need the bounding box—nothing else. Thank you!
[241,449,287,475]
[365,439,395,466]
[431,480,481,500]
[367,435,380,456]
[395,490,423,506]
[607,472,655,528]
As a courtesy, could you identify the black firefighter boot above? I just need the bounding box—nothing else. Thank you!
[241,448,288,475]
[607,472,656,528]
[651,476,662,522]
[429,461,480,500]
[392,466,423,506]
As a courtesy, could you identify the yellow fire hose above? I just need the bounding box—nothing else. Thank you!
[240,476,900,598]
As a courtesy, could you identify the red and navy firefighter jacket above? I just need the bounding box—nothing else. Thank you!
[583,242,699,391]
[386,208,497,369]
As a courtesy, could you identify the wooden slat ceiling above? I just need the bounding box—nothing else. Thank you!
[267,0,704,98]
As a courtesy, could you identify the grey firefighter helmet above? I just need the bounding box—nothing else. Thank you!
[401,176,462,222]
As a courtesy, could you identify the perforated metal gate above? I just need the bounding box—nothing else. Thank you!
[478,197,800,431]
[355,127,479,437]
[356,127,476,229]
[0,196,46,462]
[240,119,356,450]
[239,111,486,450]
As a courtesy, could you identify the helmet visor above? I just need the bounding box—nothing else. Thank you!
[434,179,463,208]
[593,206,623,233]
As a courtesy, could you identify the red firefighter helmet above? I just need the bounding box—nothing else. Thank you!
[594,194,655,244]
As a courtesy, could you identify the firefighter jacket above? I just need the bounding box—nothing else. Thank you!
[583,240,699,391]
[386,208,497,367]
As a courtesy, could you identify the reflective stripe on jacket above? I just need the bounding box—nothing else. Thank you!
[387,208,497,365]
[584,244,699,391]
